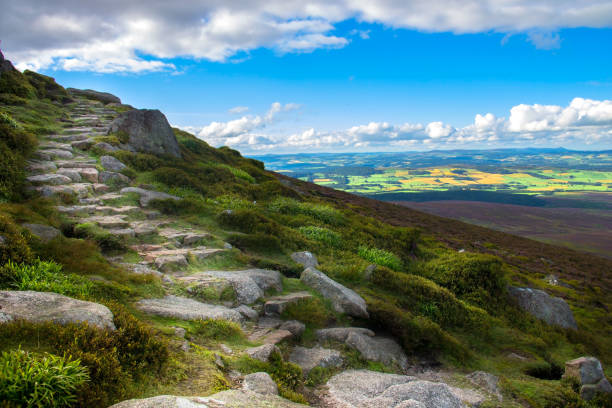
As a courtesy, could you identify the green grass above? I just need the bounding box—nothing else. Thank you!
[358,246,403,270]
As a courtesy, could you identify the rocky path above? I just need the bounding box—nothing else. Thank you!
[16,96,497,407]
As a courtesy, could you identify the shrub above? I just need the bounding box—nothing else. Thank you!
[370,266,489,328]
[218,209,280,235]
[0,113,37,200]
[0,349,89,408]
[0,306,168,407]
[190,319,244,343]
[217,164,255,183]
[150,197,209,215]
[268,197,344,226]
[73,222,127,252]
[364,294,470,363]
[153,167,207,194]
[298,226,341,248]
[420,252,507,308]
[227,233,282,253]
[0,214,33,265]
[0,259,93,298]
[358,246,403,271]
[282,296,331,327]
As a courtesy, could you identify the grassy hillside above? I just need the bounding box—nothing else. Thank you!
[1,65,611,407]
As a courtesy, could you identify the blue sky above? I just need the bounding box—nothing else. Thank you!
[3,1,612,153]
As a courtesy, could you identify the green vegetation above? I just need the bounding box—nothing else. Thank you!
[358,246,403,270]
[0,349,89,408]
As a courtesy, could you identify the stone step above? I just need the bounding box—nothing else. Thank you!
[264,292,312,316]
[40,141,72,150]
[34,149,73,160]
[83,215,129,229]
[27,173,72,186]
[26,161,57,174]
[49,134,90,142]
[136,295,244,323]
[56,160,97,168]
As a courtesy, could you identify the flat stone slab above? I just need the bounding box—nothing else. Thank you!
[26,161,57,174]
[84,215,129,229]
[508,286,577,329]
[120,187,180,207]
[0,291,115,330]
[321,370,463,408]
[136,295,243,322]
[264,292,313,315]
[289,346,343,374]
[301,267,368,318]
[108,391,306,408]
[155,254,189,273]
[345,332,409,371]
[57,168,82,182]
[56,160,97,168]
[317,327,375,343]
[27,173,72,186]
[77,167,99,183]
[101,155,127,172]
[22,223,61,242]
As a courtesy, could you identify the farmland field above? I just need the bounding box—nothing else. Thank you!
[253,148,612,257]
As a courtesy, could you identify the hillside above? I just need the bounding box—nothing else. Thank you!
[1,56,611,408]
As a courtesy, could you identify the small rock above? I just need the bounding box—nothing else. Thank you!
[100,155,127,172]
[345,331,409,371]
[224,242,233,249]
[291,251,318,268]
[234,305,259,321]
[99,171,130,185]
[71,139,96,150]
[289,346,343,374]
[183,233,211,246]
[56,168,82,182]
[279,320,305,337]
[173,327,186,338]
[363,264,377,280]
[93,183,110,193]
[264,292,313,315]
[22,223,60,242]
[245,344,280,362]
[466,371,502,401]
[220,344,233,354]
[78,168,99,183]
[214,354,225,368]
[93,142,118,153]
[243,372,279,396]
[301,267,368,318]
[155,255,189,273]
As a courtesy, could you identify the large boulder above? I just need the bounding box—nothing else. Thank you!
[22,223,60,242]
[563,357,612,400]
[300,267,368,318]
[136,295,243,323]
[508,287,577,329]
[0,291,115,330]
[109,390,306,407]
[67,88,121,104]
[108,109,181,157]
[321,370,463,408]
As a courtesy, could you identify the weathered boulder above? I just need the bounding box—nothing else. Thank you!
[300,267,368,318]
[154,255,189,273]
[108,109,181,157]
[243,372,279,395]
[136,296,243,322]
[289,346,343,374]
[234,305,258,321]
[321,370,462,408]
[245,344,280,362]
[100,155,127,172]
[0,291,115,330]
[508,287,577,329]
[291,251,318,268]
[563,357,612,400]
[120,187,181,207]
[67,88,121,104]
[22,223,60,242]
[93,142,118,153]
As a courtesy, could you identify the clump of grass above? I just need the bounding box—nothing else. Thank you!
[358,246,403,271]
[0,348,89,408]
[281,296,331,327]
[298,226,341,248]
[217,164,256,183]
[74,222,127,252]
[0,259,93,299]
[0,214,33,264]
[189,319,245,345]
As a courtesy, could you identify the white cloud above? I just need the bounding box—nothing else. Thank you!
[228,106,249,114]
[187,97,612,152]
[2,1,611,72]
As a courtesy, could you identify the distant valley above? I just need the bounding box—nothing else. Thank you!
[253,149,612,258]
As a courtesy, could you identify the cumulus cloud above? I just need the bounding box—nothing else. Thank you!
[187,97,612,152]
[228,106,249,114]
[2,1,611,72]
